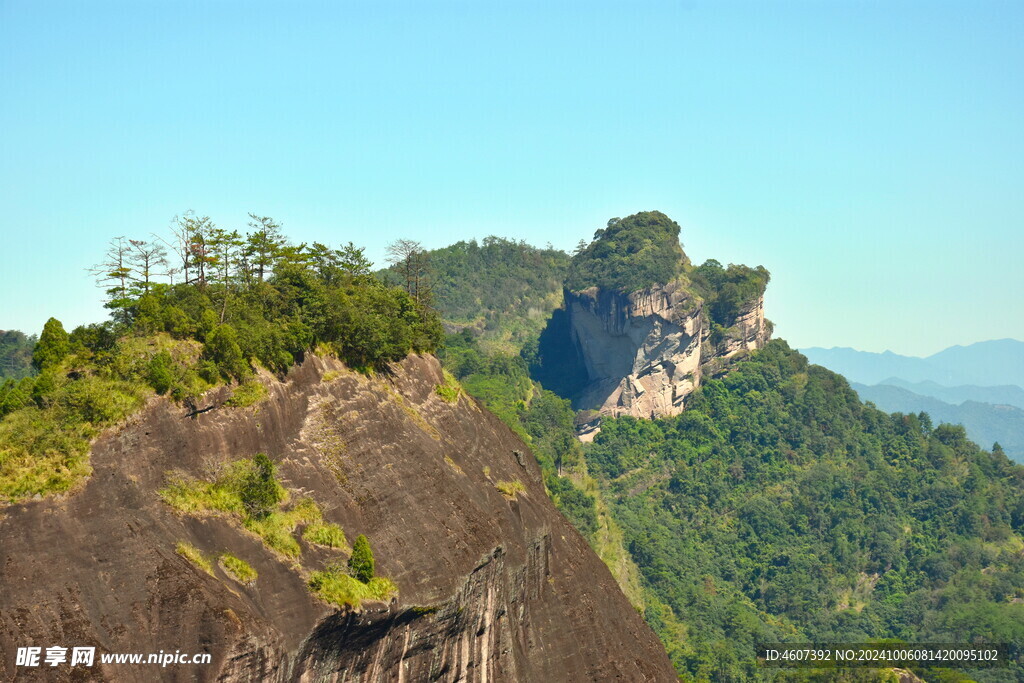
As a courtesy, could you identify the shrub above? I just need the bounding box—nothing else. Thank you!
[348,534,375,583]
[240,453,284,519]
[225,381,268,408]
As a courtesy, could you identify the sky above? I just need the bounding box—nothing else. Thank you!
[1,1,1021,356]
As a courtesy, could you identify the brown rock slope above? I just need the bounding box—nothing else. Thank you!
[0,354,675,682]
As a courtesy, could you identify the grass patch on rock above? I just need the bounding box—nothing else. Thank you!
[176,541,214,576]
[220,553,258,584]
[434,369,462,403]
[160,456,329,559]
[495,479,526,499]
[308,567,398,610]
[303,521,350,550]
[224,381,268,408]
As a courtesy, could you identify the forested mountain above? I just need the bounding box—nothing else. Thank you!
[0,330,35,380]
[381,236,569,355]
[4,209,1021,681]
[589,341,1024,680]
[852,381,1024,463]
[417,213,1024,681]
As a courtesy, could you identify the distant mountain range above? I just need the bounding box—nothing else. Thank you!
[800,339,1024,387]
[801,339,1024,463]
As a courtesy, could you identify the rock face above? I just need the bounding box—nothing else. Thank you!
[566,284,769,420]
[0,354,675,682]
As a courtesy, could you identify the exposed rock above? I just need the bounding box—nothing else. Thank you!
[0,354,675,682]
[565,285,769,419]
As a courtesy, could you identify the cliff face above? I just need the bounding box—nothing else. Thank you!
[0,354,675,682]
[566,285,769,421]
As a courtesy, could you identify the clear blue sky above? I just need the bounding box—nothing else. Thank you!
[2,1,1021,356]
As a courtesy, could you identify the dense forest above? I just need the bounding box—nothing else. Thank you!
[0,213,440,502]
[565,211,689,293]
[587,341,1024,681]
[381,236,569,355]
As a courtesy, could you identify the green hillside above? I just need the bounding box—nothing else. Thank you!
[586,340,1024,680]
[382,236,569,355]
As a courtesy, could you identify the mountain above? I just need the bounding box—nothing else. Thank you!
[414,214,1024,680]
[0,218,676,681]
[851,381,1024,462]
[0,354,675,681]
[536,211,772,421]
[585,341,1024,680]
[879,377,1024,411]
[801,339,1024,388]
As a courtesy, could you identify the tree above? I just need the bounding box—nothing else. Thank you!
[89,237,134,321]
[245,214,285,281]
[348,534,375,583]
[127,239,168,295]
[240,453,282,519]
[32,318,70,371]
[202,323,249,381]
[386,239,432,304]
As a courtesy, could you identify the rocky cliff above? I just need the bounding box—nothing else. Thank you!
[0,354,675,681]
[551,212,771,422]
[566,285,768,421]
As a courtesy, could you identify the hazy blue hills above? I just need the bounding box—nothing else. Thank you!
[803,339,1024,463]
[879,377,1024,411]
[801,338,1024,388]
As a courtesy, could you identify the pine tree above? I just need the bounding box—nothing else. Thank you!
[32,318,70,371]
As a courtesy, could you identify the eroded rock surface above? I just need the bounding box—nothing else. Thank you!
[0,354,675,682]
[566,285,769,419]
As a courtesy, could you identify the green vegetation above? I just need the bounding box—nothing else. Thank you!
[348,534,375,583]
[495,479,526,499]
[0,213,441,504]
[303,521,349,550]
[160,456,325,558]
[308,566,398,609]
[219,553,258,584]
[176,541,214,576]
[0,330,36,380]
[689,258,770,329]
[240,453,284,519]
[224,380,268,407]
[382,236,569,354]
[434,369,462,403]
[584,340,1024,681]
[32,317,71,371]
[565,212,688,293]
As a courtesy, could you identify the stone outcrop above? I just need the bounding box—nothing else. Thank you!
[566,284,769,420]
[0,354,676,682]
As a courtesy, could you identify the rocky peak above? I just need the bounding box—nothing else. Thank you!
[543,212,771,424]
